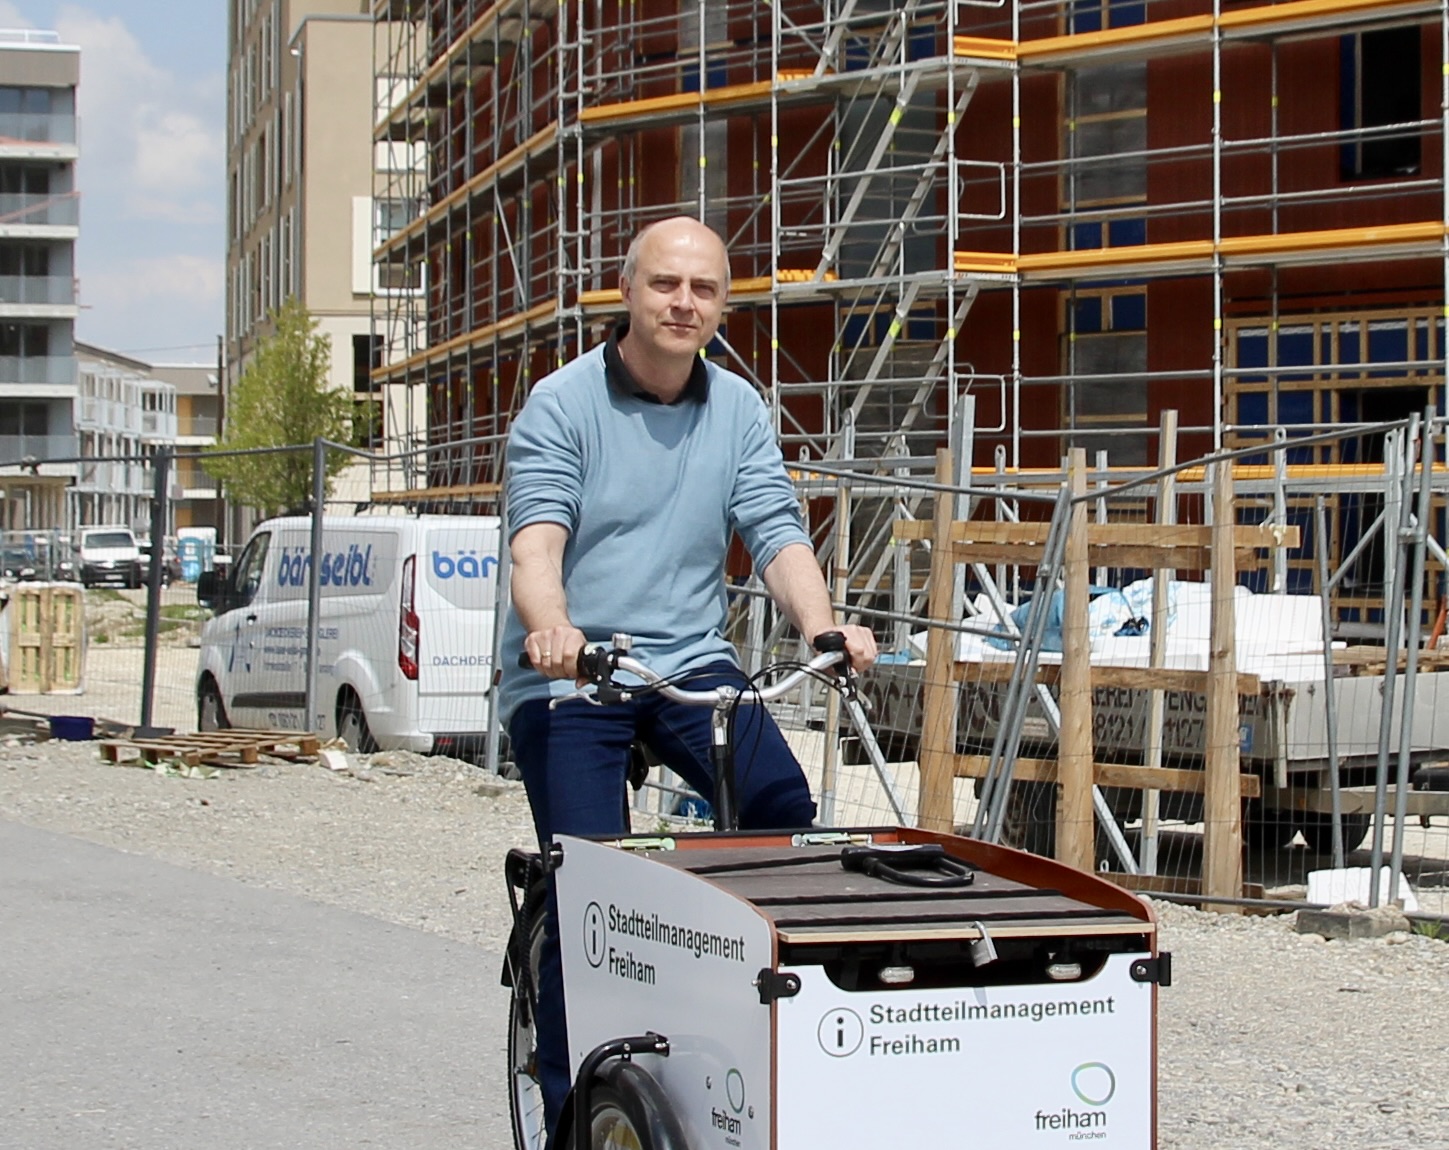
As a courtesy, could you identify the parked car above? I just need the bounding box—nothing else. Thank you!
[77,526,143,589]
[139,538,182,587]
[0,545,37,582]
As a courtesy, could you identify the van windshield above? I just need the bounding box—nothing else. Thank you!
[85,532,135,549]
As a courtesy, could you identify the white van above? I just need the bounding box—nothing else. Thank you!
[195,515,500,757]
[78,525,143,589]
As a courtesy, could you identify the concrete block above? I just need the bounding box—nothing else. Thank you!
[1296,901,1410,940]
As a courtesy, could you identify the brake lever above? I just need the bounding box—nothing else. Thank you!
[547,680,634,709]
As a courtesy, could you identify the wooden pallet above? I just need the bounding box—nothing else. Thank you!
[100,729,321,769]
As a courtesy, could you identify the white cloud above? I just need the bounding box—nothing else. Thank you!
[36,4,225,350]
[86,253,223,309]
[0,3,33,28]
[55,8,222,217]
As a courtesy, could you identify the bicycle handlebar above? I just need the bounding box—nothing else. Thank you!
[517,631,857,833]
[516,630,852,708]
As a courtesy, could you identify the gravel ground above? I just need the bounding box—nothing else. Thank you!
[3,736,1448,1149]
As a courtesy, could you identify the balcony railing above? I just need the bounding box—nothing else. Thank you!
[0,355,75,386]
[0,274,75,306]
[0,433,78,464]
[0,112,77,145]
[175,466,219,494]
[75,459,148,494]
[178,414,218,438]
[140,411,178,438]
[76,396,140,432]
[0,193,79,228]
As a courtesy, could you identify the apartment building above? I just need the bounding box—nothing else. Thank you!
[374,0,1445,620]
[72,341,220,536]
[226,0,417,509]
[70,342,176,532]
[154,358,224,531]
[0,28,79,532]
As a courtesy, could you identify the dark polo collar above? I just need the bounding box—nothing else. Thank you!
[604,321,709,405]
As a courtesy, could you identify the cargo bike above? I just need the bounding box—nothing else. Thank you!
[504,635,1171,1150]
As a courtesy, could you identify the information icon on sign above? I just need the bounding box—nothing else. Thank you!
[583,901,607,968]
[816,1007,864,1057]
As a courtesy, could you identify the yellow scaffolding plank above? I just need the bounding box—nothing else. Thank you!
[371,300,557,387]
[374,0,540,141]
[950,36,1019,61]
[1018,14,1215,61]
[953,250,1025,275]
[579,80,777,126]
[1017,238,1213,273]
[1015,0,1435,63]
[576,271,832,312]
[959,221,1447,281]
[1217,220,1444,260]
[375,124,558,264]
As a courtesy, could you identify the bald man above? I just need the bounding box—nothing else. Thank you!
[499,217,876,1143]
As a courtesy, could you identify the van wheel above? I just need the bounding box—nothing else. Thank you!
[336,691,377,753]
[1297,812,1372,855]
[198,680,229,732]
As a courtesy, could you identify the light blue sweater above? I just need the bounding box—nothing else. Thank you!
[498,341,810,722]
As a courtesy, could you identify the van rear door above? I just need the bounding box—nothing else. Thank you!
[415,520,500,699]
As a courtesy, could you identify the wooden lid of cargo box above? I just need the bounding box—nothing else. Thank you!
[636,828,1155,944]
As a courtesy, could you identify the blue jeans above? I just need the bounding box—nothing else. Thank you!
[508,661,816,1147]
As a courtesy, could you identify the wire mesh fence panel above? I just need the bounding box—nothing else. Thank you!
[802,418,1449,913]
[65,420,1447,918]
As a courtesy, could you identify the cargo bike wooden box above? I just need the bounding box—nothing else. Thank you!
[542,826,1169,1150]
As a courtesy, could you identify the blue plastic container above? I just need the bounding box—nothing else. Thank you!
[49,715,94,741]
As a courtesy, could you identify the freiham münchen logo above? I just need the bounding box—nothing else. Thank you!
[1071,1062,1116,1106]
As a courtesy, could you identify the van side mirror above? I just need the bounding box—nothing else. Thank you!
[197,569,222,609]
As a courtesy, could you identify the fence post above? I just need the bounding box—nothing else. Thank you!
[1141,410,1179,873]
[919,448,958,831]
[304,437,326,734]
[139,445,170,731]
[1057,448,1095,870]
[1204,458,1244,910]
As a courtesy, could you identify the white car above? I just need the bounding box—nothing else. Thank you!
[195,515,501,757]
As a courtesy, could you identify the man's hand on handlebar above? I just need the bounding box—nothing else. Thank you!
[824,623,878,674]
[523,625,591,684]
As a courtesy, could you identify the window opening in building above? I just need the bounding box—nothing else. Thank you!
[353,333,383,394]
[1340,27,1422,180]
[1064,287,1149,466]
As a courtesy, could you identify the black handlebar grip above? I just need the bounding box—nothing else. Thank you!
[812,630,847,654]
[517,644,612,678]
[576,644,610,681]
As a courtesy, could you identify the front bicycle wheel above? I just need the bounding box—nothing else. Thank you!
[572,1062,689,1150]
[507,893,548,1150]
[588,1085,650,1150]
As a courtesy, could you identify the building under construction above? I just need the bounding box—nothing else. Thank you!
[370,0,1445,622]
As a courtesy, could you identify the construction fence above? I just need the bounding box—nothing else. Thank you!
[7,419,1447,915]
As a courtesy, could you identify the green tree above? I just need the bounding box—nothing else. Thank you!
[205,298,356,516]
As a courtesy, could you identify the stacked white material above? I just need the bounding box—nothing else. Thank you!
[911,580,1341,682]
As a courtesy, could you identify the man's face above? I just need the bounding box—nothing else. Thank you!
[620,221,728,359]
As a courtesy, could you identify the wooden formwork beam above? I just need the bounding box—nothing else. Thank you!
[1204,462,1245,912]
[1057,449,1096,872]
[893,519,1300,569]
[952,755,1261,798]
[917,449,958,832]
[956,661,1263,695]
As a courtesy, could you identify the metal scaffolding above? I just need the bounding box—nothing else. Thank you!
[370,0,1447,626]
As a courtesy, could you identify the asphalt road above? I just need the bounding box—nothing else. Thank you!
[0,820,512,1150]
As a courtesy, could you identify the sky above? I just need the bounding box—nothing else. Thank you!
[1,0,224,363]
